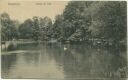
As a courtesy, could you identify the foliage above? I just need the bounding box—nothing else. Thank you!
[52,1,127,43]
[18,19,33,39]
[1,1,126,44]
[88,1,127,42]
[18,16,52,41]
[1,13,18,41]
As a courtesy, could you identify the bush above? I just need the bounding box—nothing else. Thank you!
[7,42,17,51]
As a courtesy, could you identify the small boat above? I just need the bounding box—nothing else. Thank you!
[64,47,67,50]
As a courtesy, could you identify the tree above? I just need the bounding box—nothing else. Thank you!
[32,16,40,41]
[1,12,18,41]
[42,16,52,41]
[18,19,33,39]
[37,16,52,41]
[53,1,92,42]
[52,15,64,39]
[88,1,127,42]
[53,1,126,43]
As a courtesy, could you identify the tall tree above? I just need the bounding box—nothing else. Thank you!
[18,19,33,39]
[1,13,18,41]
[88,1,127,42]
[32,16,40,41]
[52,15,64,39]
[53,1,127,43]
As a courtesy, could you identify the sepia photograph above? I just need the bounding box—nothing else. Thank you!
[0,0,127,80]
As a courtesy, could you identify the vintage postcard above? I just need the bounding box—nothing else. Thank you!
[0,0,127,80]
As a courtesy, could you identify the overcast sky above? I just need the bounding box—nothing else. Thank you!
[0,0,68,22]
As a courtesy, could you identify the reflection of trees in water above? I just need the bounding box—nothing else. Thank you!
[17,43,39,50]
[47,44,127,79]
[1,43,127,79]
[22,52,40,65]
[1,54,17,78]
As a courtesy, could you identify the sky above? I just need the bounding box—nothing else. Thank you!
[0,0,68,22]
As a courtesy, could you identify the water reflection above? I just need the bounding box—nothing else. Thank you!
[1,43,127,79]
[2,53,17,78]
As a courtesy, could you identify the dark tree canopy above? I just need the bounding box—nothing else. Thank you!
[52,1,127,43]
[1,1,126,45]
[1,12,18,40]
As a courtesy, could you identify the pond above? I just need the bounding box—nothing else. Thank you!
[1,42,127,80]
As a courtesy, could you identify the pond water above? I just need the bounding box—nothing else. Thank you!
[1,42,127,79]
